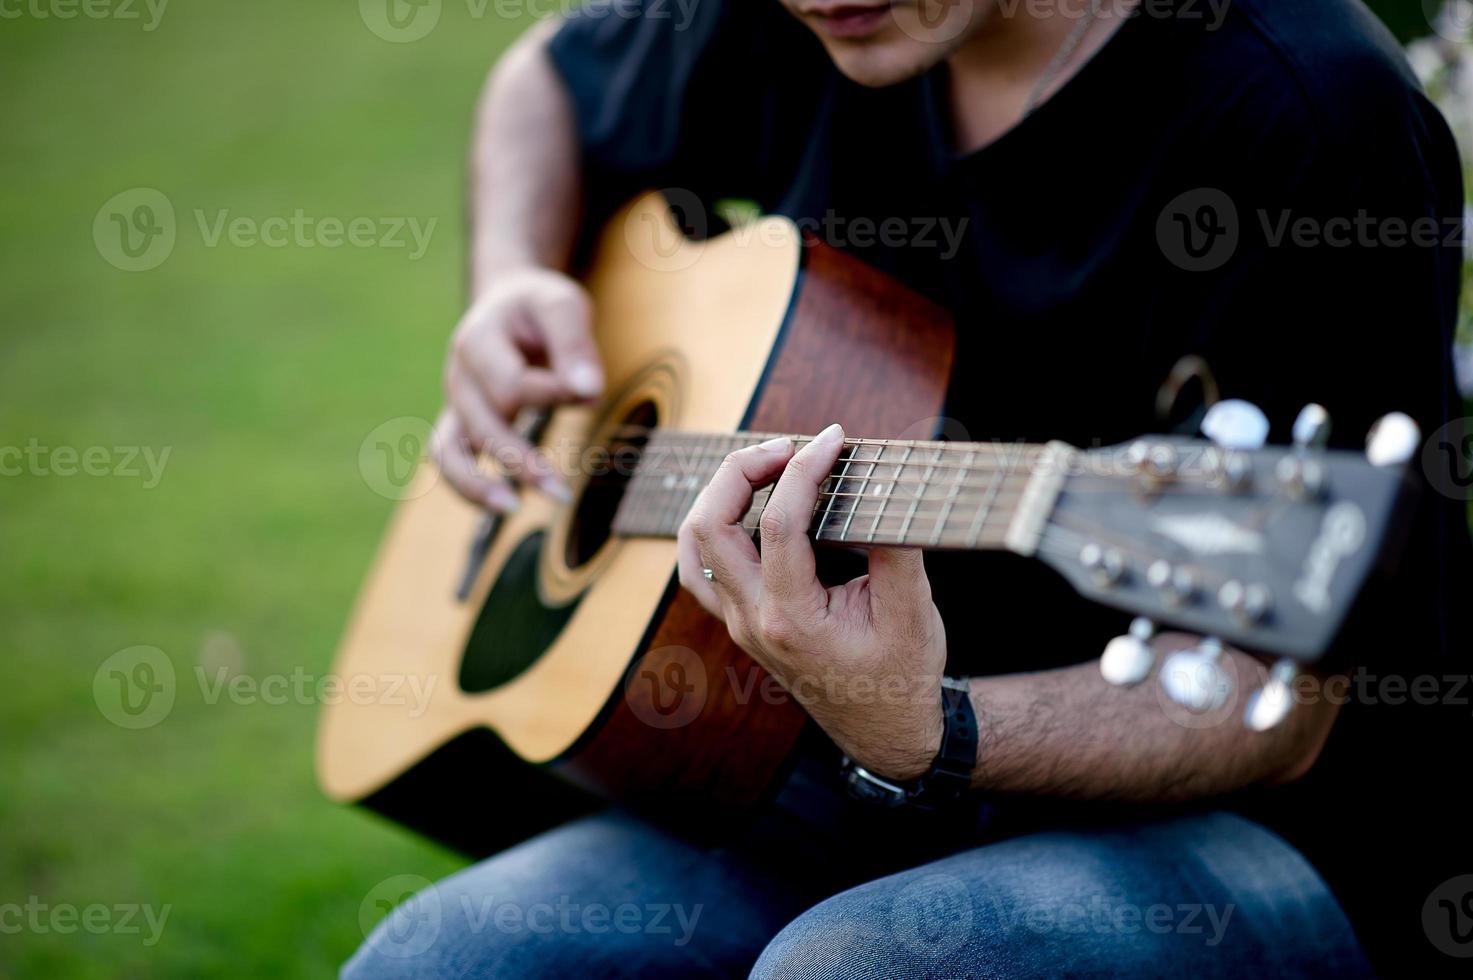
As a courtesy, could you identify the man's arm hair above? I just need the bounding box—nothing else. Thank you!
[467,19,582,295]
[965,635,1341,801]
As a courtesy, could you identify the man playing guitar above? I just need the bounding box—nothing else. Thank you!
[345,1,1471,975]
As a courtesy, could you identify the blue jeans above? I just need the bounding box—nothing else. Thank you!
[343,796,1371,978]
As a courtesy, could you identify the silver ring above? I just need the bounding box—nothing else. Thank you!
[702,567,715,583]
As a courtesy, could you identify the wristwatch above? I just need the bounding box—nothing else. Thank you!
[841,676,978,810]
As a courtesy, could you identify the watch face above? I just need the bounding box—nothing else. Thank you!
[843,764,908,807]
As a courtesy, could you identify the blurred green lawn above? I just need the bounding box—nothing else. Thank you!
[0,2,530,976]
[2,3,1470,979]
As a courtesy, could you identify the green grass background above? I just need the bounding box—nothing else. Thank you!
[1,2,1468,978]
[0,2,529,976]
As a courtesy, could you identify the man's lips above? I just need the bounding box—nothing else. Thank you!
[806,2,894,40]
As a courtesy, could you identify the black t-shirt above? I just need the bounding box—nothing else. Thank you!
[550,0,1472,970]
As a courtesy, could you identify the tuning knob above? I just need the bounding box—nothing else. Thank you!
[1292,403,1331,450]
[1159,637,1232,713]
[1100,617,1156,687]
[1365,412,1420,467]
[1200,399,1269,451]
[1243,659,1299,731]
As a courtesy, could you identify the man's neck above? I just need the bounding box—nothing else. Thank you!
[945,1,1136,153]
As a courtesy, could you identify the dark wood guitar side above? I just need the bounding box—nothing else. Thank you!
[320,196,955,855]
[557,236,956,831]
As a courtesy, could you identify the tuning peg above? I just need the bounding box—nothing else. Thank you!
[1292,404,1331,450]
[1200,399,1269,450]
[1365,411,1421,467]
[1159,637,1232,713]
[1243,659,1299,731]
[1100,617,1156,687]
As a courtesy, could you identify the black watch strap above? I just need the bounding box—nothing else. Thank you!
[842,677,978,810]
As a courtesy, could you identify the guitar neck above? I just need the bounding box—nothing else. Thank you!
[610,430,1072,554]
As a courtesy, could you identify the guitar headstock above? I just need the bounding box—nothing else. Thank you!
[1034,403,1420,729]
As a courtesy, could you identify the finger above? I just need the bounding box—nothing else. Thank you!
[446,366,569,502]
[676,522,723,618]
[431,411,520,512]
[460,324,574,410]
[526,284,603,399]
[759,423,843,607]
[865,547,933,629]
[683,438,793,612]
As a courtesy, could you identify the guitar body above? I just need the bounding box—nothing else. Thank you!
[316,194,956,854]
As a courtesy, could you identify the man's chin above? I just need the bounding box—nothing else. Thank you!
[823,42,939,88]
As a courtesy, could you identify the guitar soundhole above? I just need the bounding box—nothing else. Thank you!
[565,400,658,570]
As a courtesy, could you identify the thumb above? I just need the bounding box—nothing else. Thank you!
[528,283,602,399]
[865,547,932,621]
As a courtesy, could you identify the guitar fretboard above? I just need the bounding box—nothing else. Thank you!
[610,430,1065,552]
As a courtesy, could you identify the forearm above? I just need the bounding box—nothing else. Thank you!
[965,635,1340,802]
[468,19,582,293]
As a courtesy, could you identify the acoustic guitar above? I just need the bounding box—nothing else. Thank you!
[316,193,1419,855]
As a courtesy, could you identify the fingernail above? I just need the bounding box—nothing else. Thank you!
[540,478,572,504]
[817,422,844,443]
[567,363,603,398]
[757,436,790,452]
[486,487,520,512]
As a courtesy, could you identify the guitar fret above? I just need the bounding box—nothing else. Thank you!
[931,448,974,546]
[896,446,942,543]
[965,458,1009,548]
[817,444,856,540]
[840,443,881,542]
[868,444,910,543]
